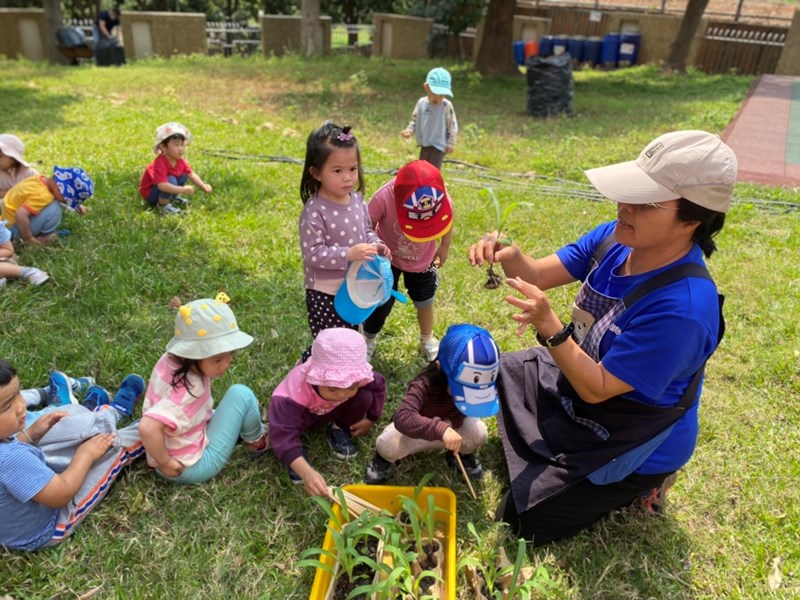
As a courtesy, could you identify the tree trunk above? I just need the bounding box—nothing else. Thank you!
[475,0,518,77]
[300,0,323,57]
[664,0,710,72]
[43,0,69,64]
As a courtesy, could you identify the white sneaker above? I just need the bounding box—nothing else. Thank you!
[0,278,6,289]
[364,335,377,361]
[419,337,440,362]
[23,268,49,286]
[159,203,182,216]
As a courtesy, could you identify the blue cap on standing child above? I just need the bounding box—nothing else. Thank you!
[425,67,453,97]
[439,324,500,417]
[166,295,253,359]
[53,166,93,211]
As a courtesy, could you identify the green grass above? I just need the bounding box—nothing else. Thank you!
[1,54,798,599]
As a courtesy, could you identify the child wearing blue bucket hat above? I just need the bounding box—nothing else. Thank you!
[364,323,499,485]
[138,295,269,484]
[1,166,93,245]
[400,67,459,170]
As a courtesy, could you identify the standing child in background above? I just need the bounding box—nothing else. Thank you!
[2,166,93,246]
[400,67,458,171]
[363,160,454,361]
[0,134,39,200]
[364,324,499,485]
[138,122,212,216]
[299,122,389,350]
[0,360,143,551]
[138,296,269,484]
[268,328,385,497]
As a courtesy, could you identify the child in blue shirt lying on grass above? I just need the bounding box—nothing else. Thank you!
[0,360,144,551]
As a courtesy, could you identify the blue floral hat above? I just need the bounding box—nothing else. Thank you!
[439,324,500,418]
[53,166,94,211]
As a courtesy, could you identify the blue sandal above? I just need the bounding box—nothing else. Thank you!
[111,374,146,417]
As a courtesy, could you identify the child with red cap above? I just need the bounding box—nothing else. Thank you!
[363,159,454,361]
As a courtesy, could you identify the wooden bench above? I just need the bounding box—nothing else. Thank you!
[58,45,94,65]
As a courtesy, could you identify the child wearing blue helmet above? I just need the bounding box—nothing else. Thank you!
[364,323,499,485]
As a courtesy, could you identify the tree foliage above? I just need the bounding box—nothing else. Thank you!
[408,0,485,36]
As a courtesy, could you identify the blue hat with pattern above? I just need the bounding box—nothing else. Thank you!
[53,166,94,210]
[439,324,500,417]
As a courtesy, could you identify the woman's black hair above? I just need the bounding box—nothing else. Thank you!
[300,121,364,204]
[169,355,200,397]
[676,198,726,258]
[0,360,17,386]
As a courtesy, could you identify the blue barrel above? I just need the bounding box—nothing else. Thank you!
[568,35,586,64]
[552,35,569,57]
[513,40,526,65]
[537,35,554,57]
[618,33,641,66]
[584,36,603,66]
[600,32,621,68]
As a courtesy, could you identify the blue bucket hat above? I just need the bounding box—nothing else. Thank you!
[425,67,453,97]
[334,255,407,325]
[439,324,500,417]
[53,166,94,210]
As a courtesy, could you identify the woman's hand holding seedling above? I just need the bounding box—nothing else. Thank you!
[468,230,519,268]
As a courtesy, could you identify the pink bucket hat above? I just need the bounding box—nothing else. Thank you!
[0,134,30,168]
[300,328,374,389]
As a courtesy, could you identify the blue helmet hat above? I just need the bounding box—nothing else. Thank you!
[53,166,94,210]
[439,324,500,418]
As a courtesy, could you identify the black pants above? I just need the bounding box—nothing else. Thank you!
[496,470,671,546]
[419,146,445,170]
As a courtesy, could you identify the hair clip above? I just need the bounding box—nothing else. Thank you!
[337,132,354,142]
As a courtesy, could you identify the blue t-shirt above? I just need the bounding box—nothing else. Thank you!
[555,221,721,475]
[0,438,58,550]
[0,221,11,244]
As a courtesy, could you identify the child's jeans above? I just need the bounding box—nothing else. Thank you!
[375,417,487,463]
[147,174,188,205]
[9,201,63,240]
[161,384,263,485]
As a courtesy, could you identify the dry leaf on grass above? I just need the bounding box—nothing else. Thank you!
[768,556,783,591]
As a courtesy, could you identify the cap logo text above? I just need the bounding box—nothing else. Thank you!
[645,142,664,159]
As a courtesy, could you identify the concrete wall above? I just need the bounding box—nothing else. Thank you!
[604,11,706,66]
[0,9,46,61]
[260,15,332,56]
[776,9,800,75]
[372,13,433,60]
[121,11,206,59]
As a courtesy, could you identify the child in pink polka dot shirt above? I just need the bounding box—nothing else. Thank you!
[298,122,390,352]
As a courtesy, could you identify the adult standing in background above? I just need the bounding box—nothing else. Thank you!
[95,5,121,42]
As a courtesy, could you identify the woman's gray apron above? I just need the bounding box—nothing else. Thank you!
[497,240,724,513]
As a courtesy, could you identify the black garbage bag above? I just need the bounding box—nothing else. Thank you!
[526,52,574,118]
[56,26,88,49]
[95,36,126,66]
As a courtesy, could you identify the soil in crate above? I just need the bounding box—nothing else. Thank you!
[330,536,381,600]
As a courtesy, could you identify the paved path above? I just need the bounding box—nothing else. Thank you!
[722,74,800,188]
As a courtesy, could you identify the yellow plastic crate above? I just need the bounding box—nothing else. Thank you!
[307,484,457,599]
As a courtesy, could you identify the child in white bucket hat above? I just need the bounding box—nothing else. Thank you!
[138,121,213,216]
[139,295,269,484]
[267,328,386,497]
[0,134,39,200]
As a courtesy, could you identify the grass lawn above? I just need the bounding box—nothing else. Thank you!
[0,54,798,599]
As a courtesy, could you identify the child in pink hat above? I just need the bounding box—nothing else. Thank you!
[0,134,39,200]
[267,328,386,497]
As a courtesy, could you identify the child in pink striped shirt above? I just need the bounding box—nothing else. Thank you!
[139,296,269,484]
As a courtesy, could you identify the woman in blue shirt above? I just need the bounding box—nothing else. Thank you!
[469,130,736,545]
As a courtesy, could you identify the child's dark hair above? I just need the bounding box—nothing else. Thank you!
[676,198,726,258]
[159,133,186,149]
[417,360,448,389]
[0,360,17,386]
[169,355,200,397]
[300,121,364,204]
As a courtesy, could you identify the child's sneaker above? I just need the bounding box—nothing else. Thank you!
[49,371,79,406]
[82,385,111,411]
[110,374,146,417]
[70,376,96,396]
[327,425,357,460]
[243,425,270,459]
[23,268,49,286]
[364,452,397,484]
[0,278,6,289]
[419,336,440,362]
[445,452,484,480]
[364,335,377,361]
[159,203,181,216]
[172,196,190,208]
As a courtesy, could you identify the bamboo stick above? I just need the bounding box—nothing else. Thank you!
[453,452,478,499]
